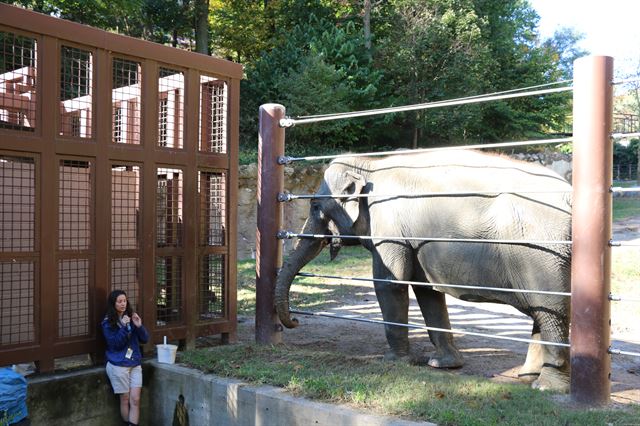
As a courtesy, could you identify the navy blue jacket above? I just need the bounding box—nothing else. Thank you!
[101,317,149,367]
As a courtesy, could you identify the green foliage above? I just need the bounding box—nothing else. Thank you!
[6,0,586,155]
[614,139,639,166]
[240,13,384,152]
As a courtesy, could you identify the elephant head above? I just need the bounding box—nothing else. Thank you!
[275,162,369,328]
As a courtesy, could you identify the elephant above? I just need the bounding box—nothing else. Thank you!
[274,149,572,392]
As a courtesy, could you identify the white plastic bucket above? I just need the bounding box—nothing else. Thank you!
[156,344,178,364]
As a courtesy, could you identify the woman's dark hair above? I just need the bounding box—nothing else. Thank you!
[105,290,132,329]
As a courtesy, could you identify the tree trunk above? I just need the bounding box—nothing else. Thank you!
[195,0,209,54]
[363,0,372,50]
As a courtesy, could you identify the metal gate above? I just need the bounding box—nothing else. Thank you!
[0,4,241,372]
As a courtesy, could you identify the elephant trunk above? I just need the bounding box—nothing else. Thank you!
[275,217,328,328]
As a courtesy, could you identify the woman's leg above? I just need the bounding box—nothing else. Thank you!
[128,387,142,425]
[119,393,130,423]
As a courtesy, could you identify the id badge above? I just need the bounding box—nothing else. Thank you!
[125,347,133,359]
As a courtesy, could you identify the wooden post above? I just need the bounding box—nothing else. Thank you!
[255,104,285,344]
[570,55,614,405]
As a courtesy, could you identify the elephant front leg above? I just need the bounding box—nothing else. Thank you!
[413,286,464,368]
[530,310,570,392]
[374,281,411,361]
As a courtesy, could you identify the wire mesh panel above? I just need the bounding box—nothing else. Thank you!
[0,261,35,345]
[199,76,227,153]
[0,155,35,252]
[198,170,226,246]
[199,254,224,321]
[59,160,92,250]
[155,256,182,325]
[111,258,140,310]
[59,45,93,138]
[156,168,183,247]
[158,67,184,149]
[0,30,37,131]
[112,58,141,145]
[58,258,89,338]
[111,165,140,250]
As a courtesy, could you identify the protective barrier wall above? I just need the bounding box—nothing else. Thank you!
[0,4,241,372]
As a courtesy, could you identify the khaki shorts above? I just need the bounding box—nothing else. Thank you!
[106,362,142,394]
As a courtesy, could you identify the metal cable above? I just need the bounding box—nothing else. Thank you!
[279,137,572,164]
[610,240,640,247]
[611,132,640,139]
[289,309,570,348]
[289,80,572,122]
[281,189,571,201]
[609,293,640,303]
[279,231,573,246]
[608,347,640,358]
[613,77,640,85]
[296,272,571,297]
[280,86,573,127]
[611,186,640,194]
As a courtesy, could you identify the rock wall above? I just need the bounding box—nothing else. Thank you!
[236,152,573,260]
[237,163,325,260]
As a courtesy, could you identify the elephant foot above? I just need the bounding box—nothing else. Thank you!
[426,349,464,369]
[531,366,570,393]
[383,349,410,363]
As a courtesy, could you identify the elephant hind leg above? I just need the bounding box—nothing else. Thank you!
[413,286,463,369]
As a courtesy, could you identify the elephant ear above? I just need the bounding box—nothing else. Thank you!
[340,170,366,223]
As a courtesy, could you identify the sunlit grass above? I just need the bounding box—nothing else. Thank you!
[180,344,640,425]
[237,246,371,316]
[613,197,640,221]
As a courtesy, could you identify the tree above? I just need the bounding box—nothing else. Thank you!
[195,0,209,53]
[240,13,383,154]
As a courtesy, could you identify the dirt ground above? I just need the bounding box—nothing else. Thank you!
[232,216,640,407]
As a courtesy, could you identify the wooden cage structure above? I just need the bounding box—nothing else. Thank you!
[0,4,241,372]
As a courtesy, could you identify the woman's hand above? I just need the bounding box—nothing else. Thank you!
[121,314,131,327]
[131,312,142,327]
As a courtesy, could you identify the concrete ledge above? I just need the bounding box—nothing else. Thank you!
[147,360,434,426]
[25,361,433,425]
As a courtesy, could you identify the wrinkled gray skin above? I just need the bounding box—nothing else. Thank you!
[275,150,572,392]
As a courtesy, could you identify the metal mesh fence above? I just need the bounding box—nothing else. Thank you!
[198,170,226,246]
[0,155,35,252]
[59,159,92,250]
[112,58,141,144]
[59,45,93,138]
[156,255,182,325]
[0,261,35,345]
[111,165,140,250]
[158,67,184,149]
[111,258,140,310]
[199,254,224,320]
[157,168,183,247]
[58,258,89,338]
[0,30,37,131]
[199,76,227,153]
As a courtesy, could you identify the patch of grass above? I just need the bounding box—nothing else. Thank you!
[613,197,640,222]
[180,344,640,425]
[237,246,371,316]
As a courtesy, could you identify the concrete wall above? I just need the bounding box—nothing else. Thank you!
[25,361,429,426]
[27,365,149,425]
